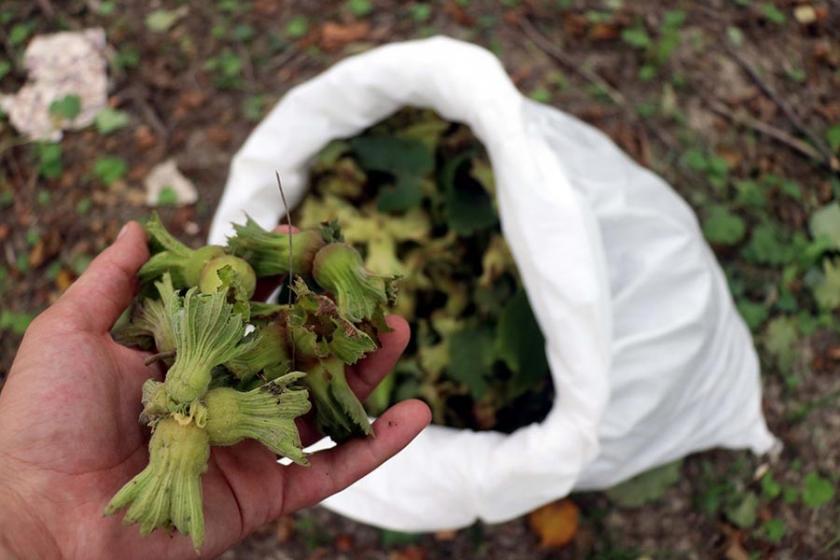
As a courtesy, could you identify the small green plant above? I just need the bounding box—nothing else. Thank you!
[9,22,33,46]
[762,518,786,543]
[95,108,130,134]
[93,156,128,186]
[285,15,309,38]
[409,4,432,22]
[703,205,746,245]
[0,310,34,335]
[760,3,786,24]
[49,94,82,121]
[145,8,184,32]
[204,50,243,89]
[76,197,92,215]
[802,472,834,508]
[346,0,373,17]
[36,143,63,180]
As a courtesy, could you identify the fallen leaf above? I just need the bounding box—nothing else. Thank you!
[28,240,45,268]
[275,515,294,543]
[175,89,207,117]
[389,546,426,560]
[334,534,354,552]
[134,125,157,150]
[590,22,620,40]
[206,125,232,146]
[724,537,749,560]
[320,21,370,52]
[444,1,474,26]
[528,499,579,549]
[56,268,74,292]
[433,529,457,541]
[253,0,280,16]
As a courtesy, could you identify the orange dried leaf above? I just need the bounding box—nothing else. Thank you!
[528,499,579,549]
[320,21,370,52]
[56,268,74,292]
[275,515,294,544]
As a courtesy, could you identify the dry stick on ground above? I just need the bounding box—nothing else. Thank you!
[519,17,626,108]
[705,97,830,169]
[725,45,838,172]
[520,17,685,159]
[126,86,169,146]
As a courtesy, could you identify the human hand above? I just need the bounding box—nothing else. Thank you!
[0,222,430,559]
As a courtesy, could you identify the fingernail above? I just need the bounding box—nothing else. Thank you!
[117,223,130,240]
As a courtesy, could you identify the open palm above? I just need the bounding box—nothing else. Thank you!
[0,222,430,559]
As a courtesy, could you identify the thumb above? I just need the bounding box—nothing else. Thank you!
[52,222,149,333]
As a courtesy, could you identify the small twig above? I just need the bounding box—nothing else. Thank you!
[276,171,295,367]
[725,45,837,171]
[520,16,626,107]
[144,350,175,366]
[126,86,169,145]
[706,98,835,170]
[237,44,257,91]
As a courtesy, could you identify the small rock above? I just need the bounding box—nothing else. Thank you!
[0,29,108,141]
[144,159,198,207]
[793,5,817,24]
[183,221,200,236]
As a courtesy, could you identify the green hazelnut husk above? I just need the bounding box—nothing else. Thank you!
[104,418,210,552]
[224,319,292,383]
[204,372,311,465]
[303,356,372,443]
[198,254,257,300]
[184,245,226,286]
[164,288,251,405]
[312,242,388,323]
[226,216,325,277]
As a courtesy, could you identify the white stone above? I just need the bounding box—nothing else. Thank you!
[0,29,108,141]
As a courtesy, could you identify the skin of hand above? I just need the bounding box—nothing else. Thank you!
[0,222,431,560]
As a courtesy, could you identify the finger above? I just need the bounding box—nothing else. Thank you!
[278,399,431,515]
[51,222,149,333]
[347,315,410,400]
[252,224,301,300]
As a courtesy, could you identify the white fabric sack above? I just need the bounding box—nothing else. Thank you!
[209,37,777,532]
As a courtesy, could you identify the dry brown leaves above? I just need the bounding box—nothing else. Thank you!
[320,21,371,52]
[389,545,426,560]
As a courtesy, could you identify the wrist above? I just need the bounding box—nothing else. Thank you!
[0,460,62,559]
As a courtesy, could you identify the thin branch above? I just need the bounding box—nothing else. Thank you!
[125,86,169,145]
[706,99,837,170]
[520,16,626,107]
[725,45,836,171]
